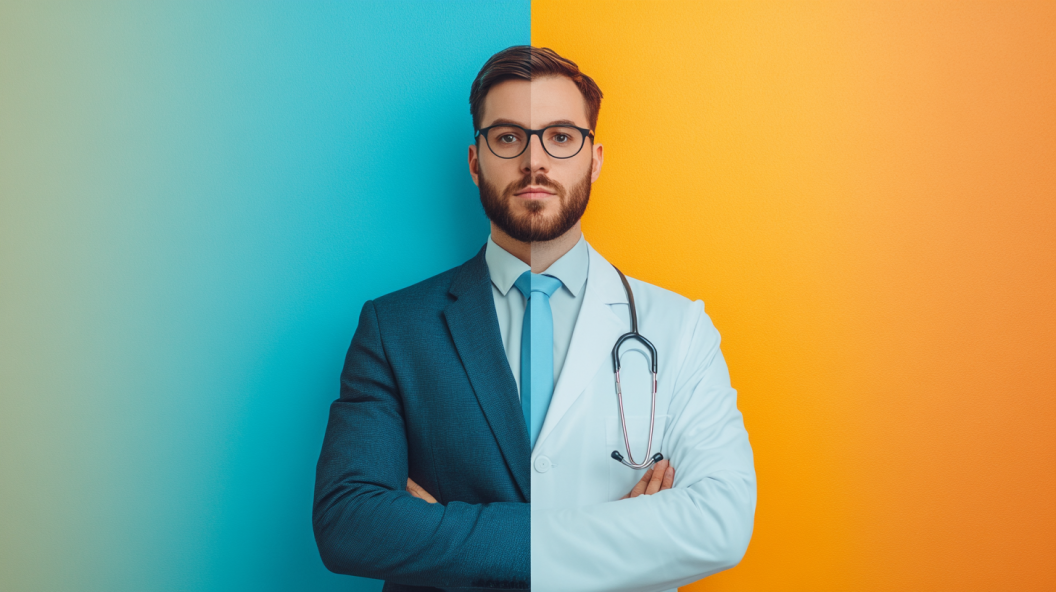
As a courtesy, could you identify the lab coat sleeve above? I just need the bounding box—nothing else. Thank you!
[531,301,757,592]
[313,300,530,590]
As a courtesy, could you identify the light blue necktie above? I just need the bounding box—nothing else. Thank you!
[513,271,563,449]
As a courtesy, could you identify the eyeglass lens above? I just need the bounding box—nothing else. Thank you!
[485,126,586,159]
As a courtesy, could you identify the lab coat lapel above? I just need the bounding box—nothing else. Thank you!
[534,245,628,451]
[444,246,531,501]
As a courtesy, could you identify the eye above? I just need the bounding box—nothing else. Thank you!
[499,134,519,144]
[553,134,570,143]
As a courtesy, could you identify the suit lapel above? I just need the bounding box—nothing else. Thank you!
[444,246,531,501]
[535,244,629,451]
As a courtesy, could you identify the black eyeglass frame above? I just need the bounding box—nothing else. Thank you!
[474,123,596,159]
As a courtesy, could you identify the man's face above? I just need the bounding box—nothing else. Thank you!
[469,76,603,243]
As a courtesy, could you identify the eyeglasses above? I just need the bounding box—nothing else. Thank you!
[475,123,595,159]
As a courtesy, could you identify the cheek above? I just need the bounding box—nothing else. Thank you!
[481,159,522,188]
[551,159,593,191]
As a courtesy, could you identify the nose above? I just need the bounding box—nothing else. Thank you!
[522,133,550,175]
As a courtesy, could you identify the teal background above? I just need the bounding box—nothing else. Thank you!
[0,2,528,590]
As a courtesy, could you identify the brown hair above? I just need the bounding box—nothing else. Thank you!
[469,45,603,132]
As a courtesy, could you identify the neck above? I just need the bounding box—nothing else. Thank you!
[491,222,583,273]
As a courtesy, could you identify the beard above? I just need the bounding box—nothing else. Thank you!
[478,165,591,243]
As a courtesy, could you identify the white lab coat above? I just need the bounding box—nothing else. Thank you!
[530,244,757,592]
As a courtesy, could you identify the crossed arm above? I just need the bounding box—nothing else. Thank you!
[529,303,757,592]
[313,301,529,589]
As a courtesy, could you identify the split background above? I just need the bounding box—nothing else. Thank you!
[1,1,1052,590]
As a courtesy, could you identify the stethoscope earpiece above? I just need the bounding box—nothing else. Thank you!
[611,451,664,468]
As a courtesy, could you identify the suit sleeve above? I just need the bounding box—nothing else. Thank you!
[530,301,757,592]
[313,300,530,590]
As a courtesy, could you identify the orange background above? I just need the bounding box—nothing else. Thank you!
[533,1,1056,590]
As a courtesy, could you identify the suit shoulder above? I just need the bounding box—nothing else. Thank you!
[625,274,700,312]
[623,274,718,339]
[371,264,460,315]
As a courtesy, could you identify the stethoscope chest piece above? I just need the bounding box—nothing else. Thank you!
[610,267,663,470]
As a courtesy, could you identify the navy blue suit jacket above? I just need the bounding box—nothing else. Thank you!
[313,246,530,591]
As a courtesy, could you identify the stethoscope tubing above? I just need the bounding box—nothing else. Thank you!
[610,267,664,470]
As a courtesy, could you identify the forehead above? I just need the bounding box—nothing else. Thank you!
[480,76,590,128]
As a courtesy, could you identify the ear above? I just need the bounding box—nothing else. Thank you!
[468,143,480,187]
[590,141,604,183]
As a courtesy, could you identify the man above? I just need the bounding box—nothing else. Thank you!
[314,46,756,592]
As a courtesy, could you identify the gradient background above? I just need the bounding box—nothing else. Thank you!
[2,1,1054,591]
[1,2,525,590]
[534,1,1056,591]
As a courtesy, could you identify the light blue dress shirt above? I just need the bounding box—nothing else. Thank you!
[484,234,589,398]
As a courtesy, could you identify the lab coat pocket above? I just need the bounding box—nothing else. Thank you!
[606,414,669,500]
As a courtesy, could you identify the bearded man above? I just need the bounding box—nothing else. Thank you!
[313,46,756,592]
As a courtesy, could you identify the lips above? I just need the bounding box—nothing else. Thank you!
[514,186,556,198]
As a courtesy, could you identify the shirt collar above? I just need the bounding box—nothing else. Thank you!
[540,234,588,298]
[485,234,589,299]
[485,235,530,296]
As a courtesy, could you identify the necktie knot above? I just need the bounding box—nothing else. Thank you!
[513,271,563,301]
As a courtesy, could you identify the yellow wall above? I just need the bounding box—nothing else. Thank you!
[533,2,1056,590]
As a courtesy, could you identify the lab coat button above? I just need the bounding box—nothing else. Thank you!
[534,456,551,473]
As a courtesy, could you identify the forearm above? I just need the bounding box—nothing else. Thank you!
[313,393,530,589]
[531,472,755,592]
[314,485,529,588]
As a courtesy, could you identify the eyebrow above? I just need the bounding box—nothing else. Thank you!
[486,118,529,128]
[540,119,583,128]
[484,118,587,129]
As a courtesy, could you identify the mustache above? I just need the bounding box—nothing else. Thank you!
[507,173,563,195]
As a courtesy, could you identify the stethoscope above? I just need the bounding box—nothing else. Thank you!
[610,267,665,470]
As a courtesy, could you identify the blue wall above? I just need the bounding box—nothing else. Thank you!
[0,2,528,590]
